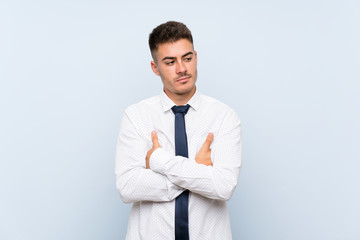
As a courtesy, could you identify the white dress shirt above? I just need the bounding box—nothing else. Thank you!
[115,90,242,240]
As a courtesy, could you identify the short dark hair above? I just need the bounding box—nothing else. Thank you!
[149,21,193,59]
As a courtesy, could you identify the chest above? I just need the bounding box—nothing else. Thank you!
[139,109,224,159]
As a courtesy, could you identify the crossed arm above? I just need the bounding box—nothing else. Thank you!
[115,110,241,203]
[146,131,214,169]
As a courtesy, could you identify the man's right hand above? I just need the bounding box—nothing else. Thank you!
[195,133,214,166]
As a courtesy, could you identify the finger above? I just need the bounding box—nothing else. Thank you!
[145,152,150,168]
[151,131,160,148]
[202,133,214,149]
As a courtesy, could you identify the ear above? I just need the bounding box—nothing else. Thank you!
[194,50,198,63]
[151,61,160,76]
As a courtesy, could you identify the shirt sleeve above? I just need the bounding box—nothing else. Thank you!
[150,109,242,201]
[115,110,184,204]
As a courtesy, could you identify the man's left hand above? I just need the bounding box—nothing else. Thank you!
[146,131,161,169]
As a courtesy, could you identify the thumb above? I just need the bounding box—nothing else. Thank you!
[151,131,160,148]
[202,133,214,149]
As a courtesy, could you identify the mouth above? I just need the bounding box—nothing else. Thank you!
[176,76,191,83]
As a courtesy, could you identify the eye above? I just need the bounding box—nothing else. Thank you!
[184,57,192,62]
[165,61,175,65]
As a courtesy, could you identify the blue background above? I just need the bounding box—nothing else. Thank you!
[0,0,359,239]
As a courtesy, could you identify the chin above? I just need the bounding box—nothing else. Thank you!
[177,86,196,95]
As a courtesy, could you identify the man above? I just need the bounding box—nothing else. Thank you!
[115,21,242,240]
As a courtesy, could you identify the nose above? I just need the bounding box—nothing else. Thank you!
[176,60,187,75]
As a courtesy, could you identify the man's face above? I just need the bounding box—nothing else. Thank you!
[151,39,198,101]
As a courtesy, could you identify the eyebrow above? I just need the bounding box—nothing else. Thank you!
[161,51,194,61]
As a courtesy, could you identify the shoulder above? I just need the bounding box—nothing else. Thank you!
[123,95,162,124]
[199,93,241,134]
[199,93,239,116]
[200,93,229,108]
[125,95,160,113]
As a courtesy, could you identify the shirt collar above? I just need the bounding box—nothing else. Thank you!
[160,89,201,112]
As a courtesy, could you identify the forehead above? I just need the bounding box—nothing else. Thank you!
[156,39,194,58]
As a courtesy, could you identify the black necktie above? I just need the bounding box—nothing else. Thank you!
[171,104,190,240]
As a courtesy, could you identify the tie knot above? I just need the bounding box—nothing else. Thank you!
[171,104,190,115]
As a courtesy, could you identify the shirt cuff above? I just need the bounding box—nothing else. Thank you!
[150,148,173,175]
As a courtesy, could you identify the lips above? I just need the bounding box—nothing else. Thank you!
[176,76,191,83]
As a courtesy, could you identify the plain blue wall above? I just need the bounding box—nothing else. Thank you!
[0,0,359,239]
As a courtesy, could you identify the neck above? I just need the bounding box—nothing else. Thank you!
[164,87,196,106]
